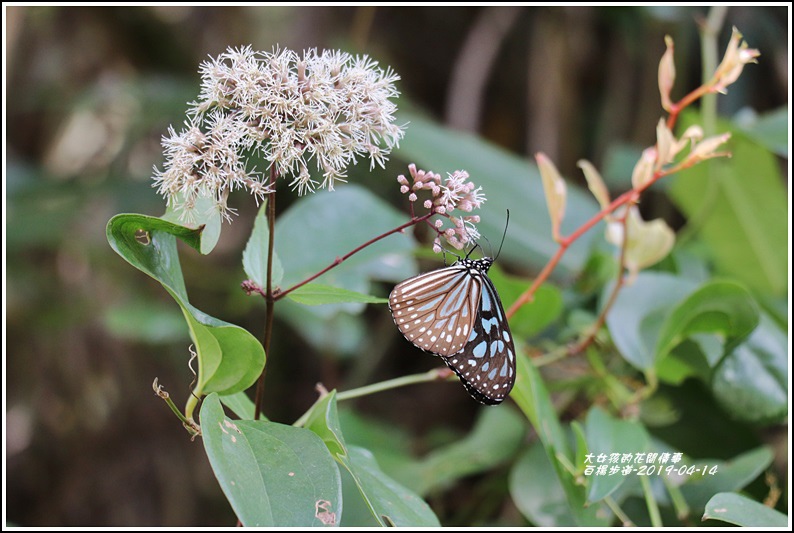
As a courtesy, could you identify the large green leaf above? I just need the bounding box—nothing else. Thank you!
[711,314,788,423]
[584,407,650,502]
[408,406,526,496]
[274,184,415,318]
[242,200,284,287]
[669,118,787,295]
[277,300,367,357]
[679,446,774,512]
[272,184,416,357]
[200,394,342,527]
[488,264,564,339]
[107,214,265,400]
[396,111,600,277]
[220,391,258,420]
[510,443,587,526]
[735,106,788,158]
[511,350,608,526]
[303,391,440,526]
[703,492,788,527]
[655,280,759,361]
[605,272,697,372]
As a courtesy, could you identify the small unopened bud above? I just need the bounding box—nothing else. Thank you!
[687,133,732,163]
[631,147,657,190]
[658,35,676,112]
[536,152,567,242]
[711,27,760,93]
[577,159,611,210]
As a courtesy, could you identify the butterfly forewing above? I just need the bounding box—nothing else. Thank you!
[389,257,517,404]
[389,263,482,356]
[442,274,516,405]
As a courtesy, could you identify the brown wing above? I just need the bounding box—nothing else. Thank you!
[389,265,481,357]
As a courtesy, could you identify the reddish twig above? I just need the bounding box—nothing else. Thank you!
[272,212,435,301]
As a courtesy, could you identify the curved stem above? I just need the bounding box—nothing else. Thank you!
[274,212,435,301]
[507,147,706,320]
[336,367,452,401]
[506,187,639,318]
[641,474,663,527]
[604,496,635,527]
[292,367,453,427]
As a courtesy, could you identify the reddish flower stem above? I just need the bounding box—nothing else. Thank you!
[273,212,435,301]
[506,79,715,321]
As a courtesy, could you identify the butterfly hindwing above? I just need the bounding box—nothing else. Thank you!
[389,257,516,404]
[442,272,516,405]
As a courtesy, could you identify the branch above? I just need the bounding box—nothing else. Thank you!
[272,212,435,301]
[253,166,278,420]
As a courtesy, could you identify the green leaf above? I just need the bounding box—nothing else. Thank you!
[571,421,589,477]
[510,443,594,527]
[511,350,607,526]
[286,283,388,306]
[679,446,774,512]
[162,192,222,255]
[220,391,258,420]
[655,280,759,361]
[703,492,788,527]
[347,446,440,527]
[711,314,788,423]
[242,200,284,287]
[605,272,697,371]
[409,406,526,495]
[396,111,600,277]
[274,184,415,319]
[200,394,342,527]
[584,407,650,502]
[303,391,440,526]
[107,214,265,401]
[278,300,367,357]
[735,106,788,157]
[488,264,564,338]
[669,117,788,295]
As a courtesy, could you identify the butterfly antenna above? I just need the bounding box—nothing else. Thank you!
[494,209,510,261]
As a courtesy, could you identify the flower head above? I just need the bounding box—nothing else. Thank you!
[710,27,760,94]
[154,45,405,221]
[398,164,486,252]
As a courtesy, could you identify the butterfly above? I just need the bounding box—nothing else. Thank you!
[389,253,516,405]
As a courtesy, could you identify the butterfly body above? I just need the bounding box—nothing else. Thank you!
[389,257,516,405]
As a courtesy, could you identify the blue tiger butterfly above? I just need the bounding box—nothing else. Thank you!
[389,243,516,405]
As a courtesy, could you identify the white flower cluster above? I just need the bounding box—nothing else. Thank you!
[398,164,486,252]
[153,45,405,221]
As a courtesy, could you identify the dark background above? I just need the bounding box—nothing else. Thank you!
[5,5,789,526]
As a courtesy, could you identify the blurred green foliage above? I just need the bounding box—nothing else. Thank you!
[6,5,788,527]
